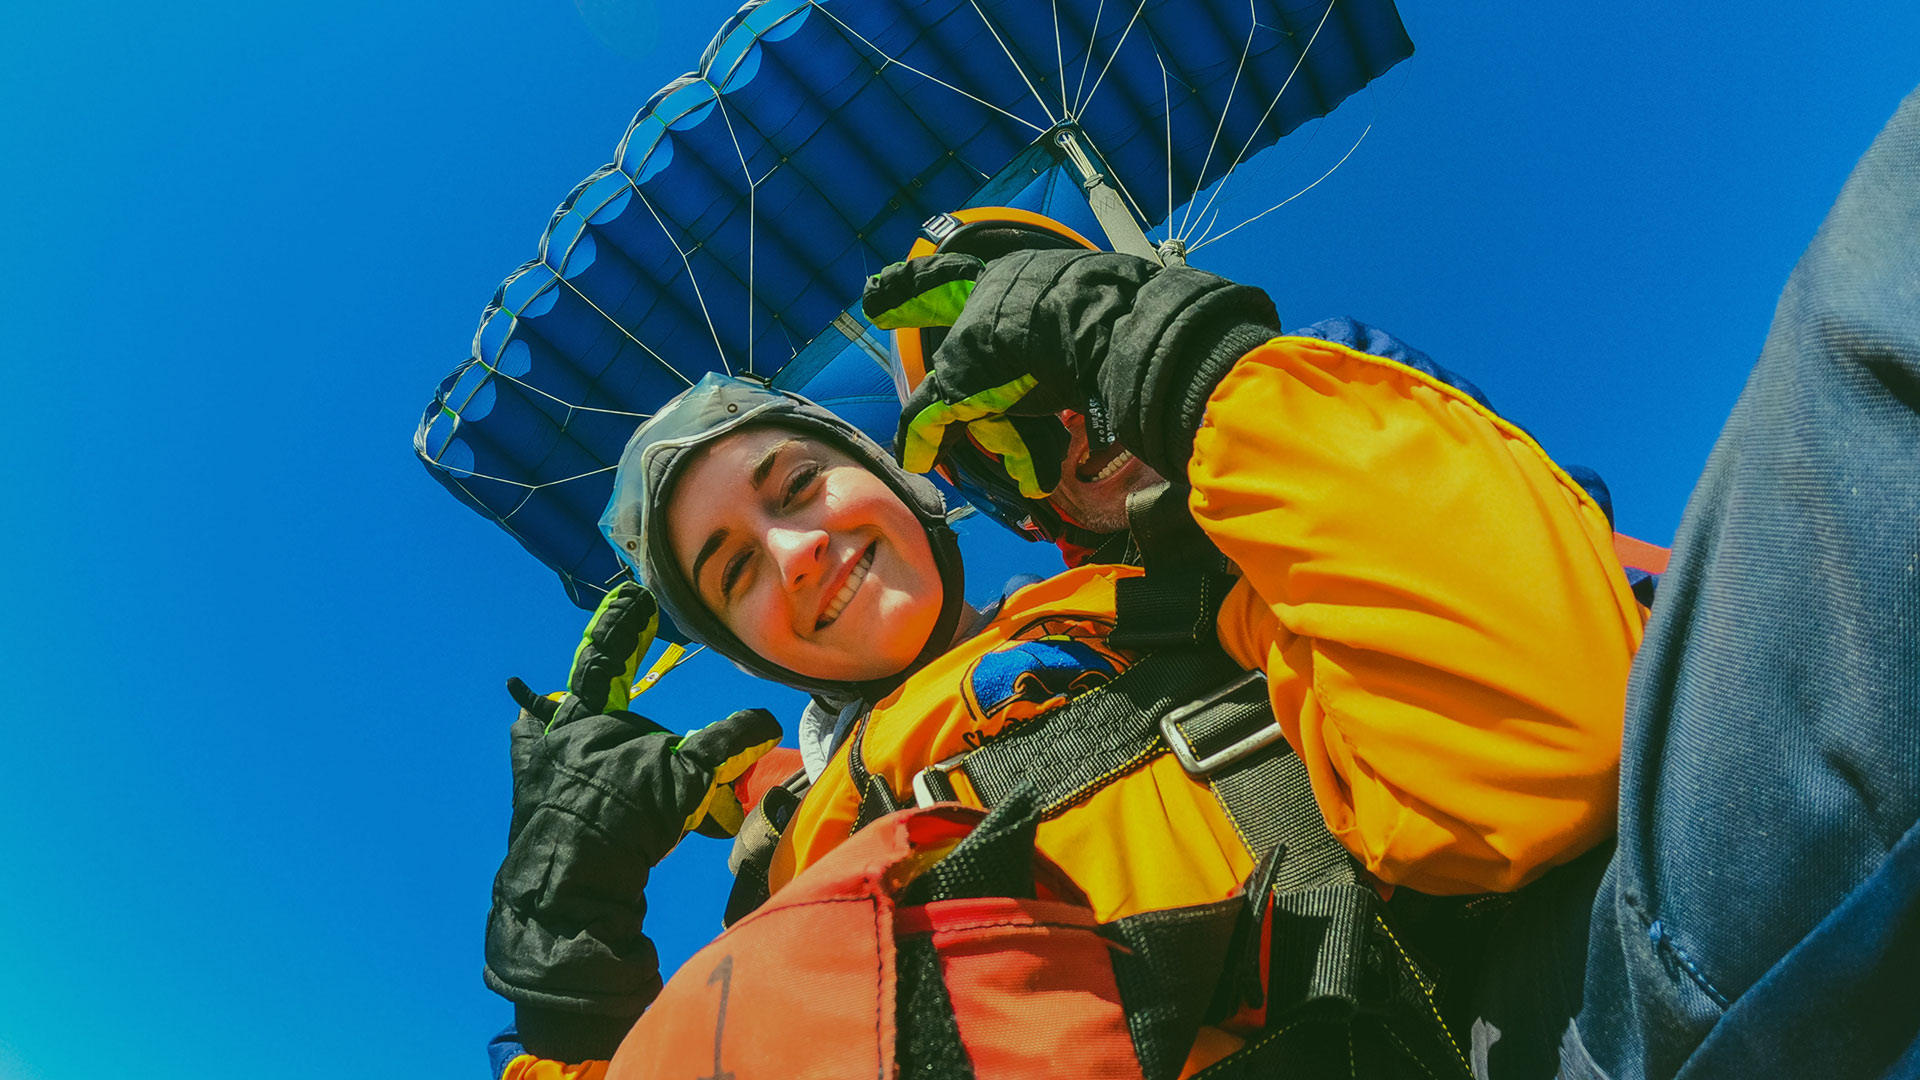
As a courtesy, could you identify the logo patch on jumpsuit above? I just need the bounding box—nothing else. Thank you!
[960,615,1131,740]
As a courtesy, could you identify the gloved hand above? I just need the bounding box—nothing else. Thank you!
[865,248,1280,492]
[864,252,1077,498]
[485,581,783,1059]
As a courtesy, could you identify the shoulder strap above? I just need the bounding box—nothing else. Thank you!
[721,770,810,927]
[1109,483,1238,652]
[845,707,904,832]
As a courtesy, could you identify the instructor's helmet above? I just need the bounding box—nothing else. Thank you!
[600,373,966,701]
[886,207,1108,550]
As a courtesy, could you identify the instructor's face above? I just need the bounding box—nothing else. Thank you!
[666,427,943,682]
[1045,410,1162,535]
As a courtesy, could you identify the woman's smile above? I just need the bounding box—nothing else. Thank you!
[817,542,875,630]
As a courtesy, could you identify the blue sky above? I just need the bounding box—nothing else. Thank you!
[0,2,1914,1077]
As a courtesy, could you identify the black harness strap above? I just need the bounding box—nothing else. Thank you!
[962,646,1244,815]
[1108,482,1238,653]
[845,709,903,831]
[721,772,809,927]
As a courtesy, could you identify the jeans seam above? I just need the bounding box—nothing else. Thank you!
[1646,920,1731,1009]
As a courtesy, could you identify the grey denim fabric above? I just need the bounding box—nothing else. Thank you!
[1563,86,1920,1080]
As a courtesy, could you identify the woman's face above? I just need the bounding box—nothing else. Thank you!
[666,426,944,682]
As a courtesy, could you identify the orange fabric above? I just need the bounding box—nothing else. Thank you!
[904,897,1144,1079]
[1178,1027,1248,1078]
[732,746,804,814]
[500,1056,608,1080]
[1611,531,1672,574]
[1192,336,1643,893]
[609,898,892,1080]
[609,807,997,1080]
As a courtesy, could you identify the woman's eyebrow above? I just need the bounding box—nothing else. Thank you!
[691,526,731,593]
[751,439,806,490]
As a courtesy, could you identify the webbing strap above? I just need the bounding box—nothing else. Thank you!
[845,709,902,831]
[1109,483,1236,652]
[961,646,1246,814]
[1109,570,1238,652]
[1213,744,1385,1019]
[1125,481,1222,569]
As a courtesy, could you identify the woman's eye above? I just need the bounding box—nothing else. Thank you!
[783,463,821,505]
[721,550,750,599]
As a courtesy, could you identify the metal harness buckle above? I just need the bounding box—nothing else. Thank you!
[910,752,969,808]
[1160,668,1282,777]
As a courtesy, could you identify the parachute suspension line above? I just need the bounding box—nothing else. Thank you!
[437,460,619,495]
[1072,0,1149,124]
[487,359,660,413]
[807,4,1047,136]
[963,0,1061,128]
[705,83,758,378]
[623,178,734,376]
[550,271,700,388]
[1070,0,1108,112]
[440,474,554,555]
[1185,205,1224,248]
[1182,0,1340,244]
[1190,120,1373,253]
[1161,54,1174,241]
[1178,0,1263,241]
[1187,116,1322,250]
[1051,0,1069,118]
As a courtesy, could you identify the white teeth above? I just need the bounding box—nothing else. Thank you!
[819,546,874,628]
[1085,449,1134,484]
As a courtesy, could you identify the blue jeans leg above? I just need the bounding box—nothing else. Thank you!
[1564,85,1920,1080]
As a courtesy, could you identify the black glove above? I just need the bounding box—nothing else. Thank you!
[864,249,1280,489]
[484,582,782,1060]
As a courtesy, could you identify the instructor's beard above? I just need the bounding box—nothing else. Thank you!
[1044,410,1164,536]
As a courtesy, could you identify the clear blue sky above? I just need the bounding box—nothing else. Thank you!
[0,2,1913,1077]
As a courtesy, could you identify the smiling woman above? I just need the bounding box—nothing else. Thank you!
[664,424,943,682]
[600,372,970,701]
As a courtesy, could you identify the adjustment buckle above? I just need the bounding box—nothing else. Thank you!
[911,752,968,808]
[1161,669,1282,777]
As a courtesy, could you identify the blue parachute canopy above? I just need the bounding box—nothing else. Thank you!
[417,0,1413,615]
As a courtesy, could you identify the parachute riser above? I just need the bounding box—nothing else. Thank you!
[1050,126,1186,267]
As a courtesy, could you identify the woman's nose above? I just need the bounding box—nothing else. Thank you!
[764,526,828,589]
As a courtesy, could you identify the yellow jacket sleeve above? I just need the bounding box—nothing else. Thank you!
[500,1054,608,1080]
[1194,336,1643,894]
